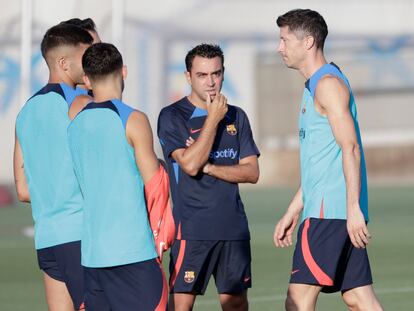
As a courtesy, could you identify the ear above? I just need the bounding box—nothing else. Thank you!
[83,75,92,90]
[184,71,192,86]
[305,35,316,50]
[122,65,128,80]
[58,56,69,71]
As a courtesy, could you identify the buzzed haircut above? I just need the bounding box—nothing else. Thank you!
[61,18,97,32]
[185,43,224,72]
[82,43,123,80]
[40,23,93,59]
[276,9,328,50]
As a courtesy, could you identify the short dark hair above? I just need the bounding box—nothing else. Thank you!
[82,43,123,80]
[185,43,224,72]
[61,18,97,32]
[276,9,328,50]
[40,23,93,59]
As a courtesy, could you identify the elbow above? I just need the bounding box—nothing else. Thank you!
[16,188,30,203]
[343,142,360,156]
[342,143,362,163]
[181,163,200,177]
[249,169,260,184]
[250,173,260,184]
[350,143,361,156]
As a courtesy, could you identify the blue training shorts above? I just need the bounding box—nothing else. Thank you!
[290,218,373,293]
[84,258,167,311]
[169,240,252,295]
[37,240,84,309]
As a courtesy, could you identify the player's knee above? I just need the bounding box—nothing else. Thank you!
[342,290,359,311]
[220,293,248,311]
[285,294,299,311]
[169,293,195,311]
[342,288,383,311]
[285,287,316,311]
[169,301,194,311]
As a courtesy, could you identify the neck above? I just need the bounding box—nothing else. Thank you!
[48,70,76,88]
[91,83,122,103]
[187,93,207,110]
[298,50,327,80]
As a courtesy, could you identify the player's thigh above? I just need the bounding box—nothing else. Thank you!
[215,240,251,294]
[169,240,220,295]
[84,267,111,311]
[101,259,165,311]
[43,272,75,311]
[342,285,383,311]
[53,241,84,309]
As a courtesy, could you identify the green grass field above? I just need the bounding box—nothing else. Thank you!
[1,186,413,310]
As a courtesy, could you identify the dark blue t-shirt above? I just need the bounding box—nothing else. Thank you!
[157,97,260,240]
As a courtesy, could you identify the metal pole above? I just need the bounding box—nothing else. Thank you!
[20,0,32,107]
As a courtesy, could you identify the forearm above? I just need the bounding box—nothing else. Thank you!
[204,162,259,184]
[14,137,30,203]
[15,182,30,202]
[342,144,371,248]
[137,156,160,184]
[287,186,303,215]
[342,144,361,210]
[175,117,219,175]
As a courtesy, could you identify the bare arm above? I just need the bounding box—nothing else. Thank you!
[274,186,303,247]
[315,76,370,249]
[202,155,259,184]
[13,133,30,202]
[69,95,92,120]
[171,94,228,176]
[126,111,159,184]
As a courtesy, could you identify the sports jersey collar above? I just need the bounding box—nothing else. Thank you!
[182,96,208,119]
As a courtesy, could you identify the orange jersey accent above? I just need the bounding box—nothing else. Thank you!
[145,164,175,262]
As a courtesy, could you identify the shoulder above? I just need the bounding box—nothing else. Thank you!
[127,110,152,133]
[315,75,349,107]
[69,95,93,120]
[228,105,250,123]
[73,94,92,105]
[126,110,153,142]
[128,109,149,124]
[316,75,349,98]
[159,104,175,118]
[159,103,189,126]
[19,86,66,115]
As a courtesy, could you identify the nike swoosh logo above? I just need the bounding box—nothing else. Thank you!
[190,128,202,134]
[291,269,300,275]
[244,276,251,282]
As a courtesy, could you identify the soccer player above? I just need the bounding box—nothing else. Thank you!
[157,43,260,311]
[14,24,93,310]
[273,9,383,311]
[61,18,101,44]
[67,43,167,311]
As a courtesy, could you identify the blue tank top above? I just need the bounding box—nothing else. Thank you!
[68,99,157,268]
[15,83,86,249]
[299,63,368,222]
